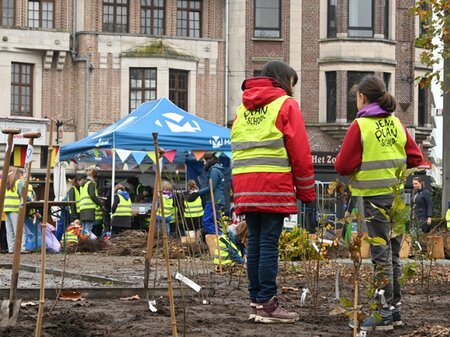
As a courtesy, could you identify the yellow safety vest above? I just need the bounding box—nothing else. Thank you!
[67,186,81,214]
[446,209,450,229]
[184,197,203,218]
[112,194,132,218]
[232,95,291,174]
[213,235,241,265]
[62,229,79,245]
[157,195,173,218]
[4,180,21,213]
[79,180,98,212]
[350,116,407,196]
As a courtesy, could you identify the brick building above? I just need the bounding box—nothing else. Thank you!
[0,0,432,180]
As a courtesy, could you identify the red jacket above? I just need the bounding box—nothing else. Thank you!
[232,77,316,215]
[335,114,423,176]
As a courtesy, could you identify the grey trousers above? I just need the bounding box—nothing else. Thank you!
[363,195,402,309]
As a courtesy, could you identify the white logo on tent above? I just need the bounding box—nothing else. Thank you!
[209,136,231,149]
[156,112,201,133]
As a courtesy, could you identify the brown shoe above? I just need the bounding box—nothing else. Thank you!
[254,296,299,324]
[248,302,258,321]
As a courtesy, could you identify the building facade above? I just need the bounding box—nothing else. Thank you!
[0,0,432,180]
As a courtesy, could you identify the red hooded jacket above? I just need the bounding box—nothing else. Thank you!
[231,77,316,215]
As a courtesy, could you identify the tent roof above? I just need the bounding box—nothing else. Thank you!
[60,97,231,161]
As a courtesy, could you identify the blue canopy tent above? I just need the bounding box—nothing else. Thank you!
[59,97,232,208]
[60,97,231,161]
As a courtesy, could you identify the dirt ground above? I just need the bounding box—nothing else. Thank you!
[1,231,449,337]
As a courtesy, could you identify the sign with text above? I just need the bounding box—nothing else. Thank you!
[312,152,337,166]
[0,119,47,146]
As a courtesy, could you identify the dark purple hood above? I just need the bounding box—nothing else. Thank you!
[356,102,391,118]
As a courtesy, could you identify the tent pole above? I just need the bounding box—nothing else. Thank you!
[110,148,116,234]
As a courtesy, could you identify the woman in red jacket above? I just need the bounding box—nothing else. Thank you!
[231,61,315,324]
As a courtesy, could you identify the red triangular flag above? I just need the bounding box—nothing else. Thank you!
[163,150,177,163]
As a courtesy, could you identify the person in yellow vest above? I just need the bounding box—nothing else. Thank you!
[156,180,173,237]
[231,61,316,324]
[335,75,423,331]
[1,198,7,253]
[79,167,105,236]
[62,219,82,247]
[110,184,132,235]
[4,167,26,253]
[182,180,204,242]
[213,220,247,266]
[446,201,450,230]
[67,176,83,222]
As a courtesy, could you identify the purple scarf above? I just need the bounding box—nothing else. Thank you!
[356,102,391,118]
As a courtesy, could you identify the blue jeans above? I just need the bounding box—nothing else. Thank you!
[245,212,284,303]
[82,220,94,234]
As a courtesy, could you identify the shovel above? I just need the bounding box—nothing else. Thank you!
[1,131,41,328]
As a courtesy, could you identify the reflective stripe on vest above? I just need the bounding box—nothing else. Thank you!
[79,180,97,211]
[213,236,241,265]
[350,116,407,196]
[4,180,20,213]
[112,194,132,218]
[231,95,291,174]
[184,197,204,218]
[157,195,173,218]
[63,230,79,244]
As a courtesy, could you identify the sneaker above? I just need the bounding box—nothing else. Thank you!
[254,296,299,324]
[248,303,257,321]
[348,318,358,329]
[361,314,393,331]
[392,311,403,327]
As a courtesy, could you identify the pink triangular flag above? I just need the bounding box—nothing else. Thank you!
[163,150,177,163]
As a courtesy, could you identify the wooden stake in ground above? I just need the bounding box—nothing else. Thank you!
[0,128,21,217]
[209,178,222,273]
[1,131,41,328]
[152,132,178,337]
[144,149,162,301]
[35,120,54,337]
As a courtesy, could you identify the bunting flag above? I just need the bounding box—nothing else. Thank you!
[139,163,152,173]
[192,150,205,161]
[13,145,27,167]
[131,151,147,165]
[116,149,132,163]
[147,151,156,163]
[93,148,100,158]
[50,146,60,168]
[163,150,177,163]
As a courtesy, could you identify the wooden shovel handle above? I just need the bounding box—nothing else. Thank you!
[23,131,41,139]
[1,128,21,135]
